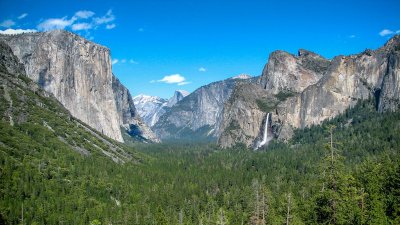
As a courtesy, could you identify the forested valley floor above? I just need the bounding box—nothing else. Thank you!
[1,97,400,224]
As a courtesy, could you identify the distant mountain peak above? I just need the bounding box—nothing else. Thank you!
[175,90,190,96]
[166,90,189,107]
[133,90,189,127]
[133,94,165,104]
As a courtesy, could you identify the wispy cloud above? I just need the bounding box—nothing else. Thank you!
[129,59,138,64]
[0,19,16,28]
[74,10,95,19]
[177,81,191,86]
[349,34,356,38]
[0,28,37,35]
[156,74,190,85]
[112,59,119,65]
[37,9,115,32]
[379,29,394,37]
[37,17,77,31]
[18,13,28,20]
[106,24,116,29]
[72,23,92,31]
[138,28,144,32]
[94,9,115,25]
[121,59,127,63]
[198,67,206,72]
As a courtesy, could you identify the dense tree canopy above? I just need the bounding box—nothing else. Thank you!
[0,94,399,224]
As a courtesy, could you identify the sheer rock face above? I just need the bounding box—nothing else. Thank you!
[0,30,158,142]
[259,50,330,94]
[153,78,253,140]
[217,83,269,148]
[219,35,400,148]
[112,76,160,142]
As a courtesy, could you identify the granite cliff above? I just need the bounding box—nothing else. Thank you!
[0,40,137,163]
[112,76,159,142]
[219,35,400,148]
[0,30,157,142]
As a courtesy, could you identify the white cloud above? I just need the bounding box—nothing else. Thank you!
[177,81,190,86]
[129,59,138,64]
[158,74,186,84]
[106,24,116,29]
[198,67,206,72]
[74,10,95,19]
[112,59,119,65]
[18,13,28,19]
[37,9,115,32]
[0,19,16,28]
[379,29,394,37]
[0,28,37,35]
[37,17,77,31]
[94,9,115,25]
[121,59,127,63]
[72,23,92,31]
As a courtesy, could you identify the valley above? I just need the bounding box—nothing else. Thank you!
[0,2,399,223]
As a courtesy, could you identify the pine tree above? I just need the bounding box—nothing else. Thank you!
[314,125,343,224]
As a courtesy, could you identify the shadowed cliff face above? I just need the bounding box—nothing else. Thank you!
[219,35,400,148]
[0,30,158,143]
[112,76,160,142]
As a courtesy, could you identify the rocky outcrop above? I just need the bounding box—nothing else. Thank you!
[0,30,157,143]
[259,50,330,93]
[219,35,400,148]
[112,76,160,142]
[153,76,254,140]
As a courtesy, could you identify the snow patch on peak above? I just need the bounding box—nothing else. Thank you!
[133,94,165,104]
[133,90,189,127]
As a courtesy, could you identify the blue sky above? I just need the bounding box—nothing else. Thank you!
[1,0,399,98]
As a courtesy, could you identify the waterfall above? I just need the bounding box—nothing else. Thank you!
[257,113,270,149]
